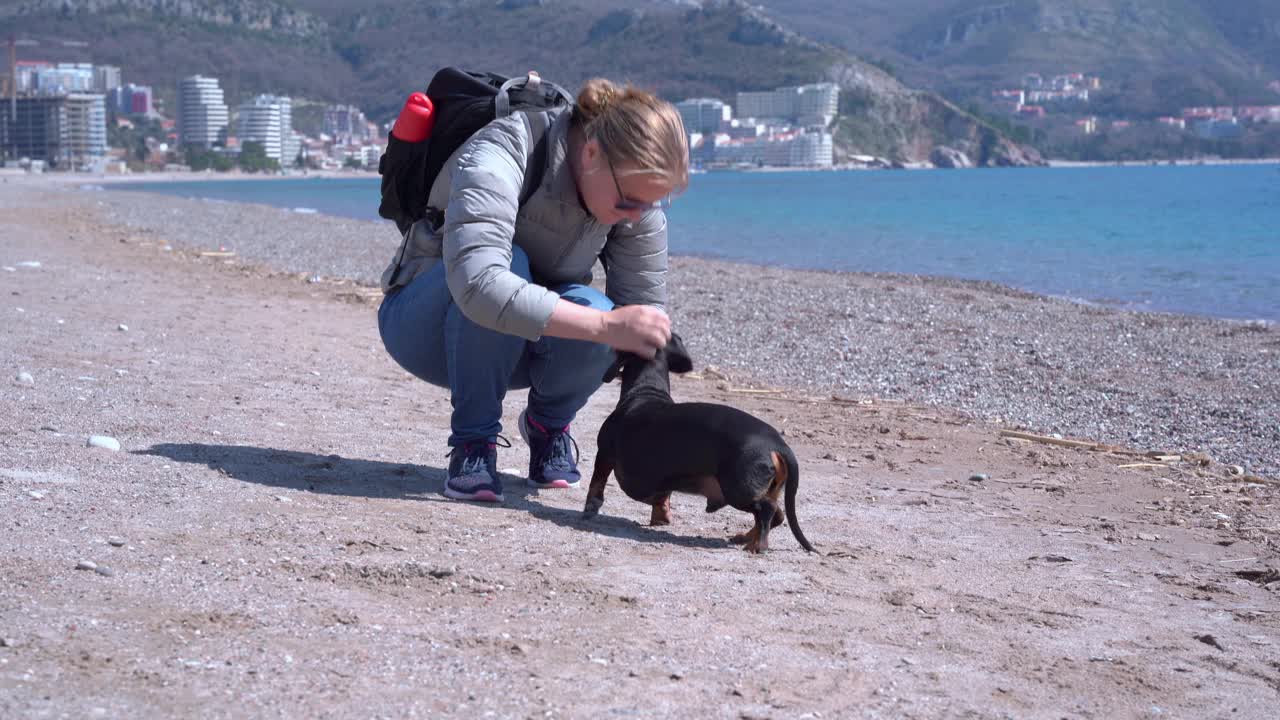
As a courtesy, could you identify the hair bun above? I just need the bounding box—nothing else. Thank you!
[577,78,620,125]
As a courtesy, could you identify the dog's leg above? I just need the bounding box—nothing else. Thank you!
[648,493,672,526]
[582,457,613,519]
[743,500,777,554]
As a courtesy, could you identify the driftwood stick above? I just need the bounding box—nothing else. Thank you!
[999,430,1100,450]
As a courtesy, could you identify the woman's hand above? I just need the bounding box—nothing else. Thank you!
[600,305,671,358]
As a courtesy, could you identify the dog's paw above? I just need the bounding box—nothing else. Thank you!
[581,498,603,519]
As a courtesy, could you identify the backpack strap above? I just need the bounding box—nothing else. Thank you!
[420,108,555,231]
[519,110,554,206]
[496,71,575,119]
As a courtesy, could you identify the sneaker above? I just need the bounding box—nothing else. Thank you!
[518,409,581,489]
[443,438,508,503]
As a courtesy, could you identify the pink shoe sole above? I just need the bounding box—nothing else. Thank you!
[528,478,574,490]
[443,487,504,503]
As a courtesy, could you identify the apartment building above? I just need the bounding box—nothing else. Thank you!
[177,75,229,148]
[62,93,108,165]
[237,94,294,164]
[736,83,839,127]
[675,98,731,135]
[93,65,121,93]
[709,129,833,168]
[323,104,375,144]
[109,84,154,116]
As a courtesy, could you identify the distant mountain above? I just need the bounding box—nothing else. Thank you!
[760,0,1280,115]
[2,0,1042,166]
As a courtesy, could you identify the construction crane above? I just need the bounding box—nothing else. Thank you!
[6,35,41,118]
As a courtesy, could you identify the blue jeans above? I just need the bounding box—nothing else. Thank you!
[378,246,615,447]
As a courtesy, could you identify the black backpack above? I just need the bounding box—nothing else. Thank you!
[377,68,575,235]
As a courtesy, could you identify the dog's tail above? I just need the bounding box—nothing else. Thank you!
[779,446,816,553]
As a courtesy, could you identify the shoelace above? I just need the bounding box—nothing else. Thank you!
[459,455,487,475]
[540,429,580,471]
[446,436,512,472]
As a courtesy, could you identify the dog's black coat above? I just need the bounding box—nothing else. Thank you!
[583,334,815,553]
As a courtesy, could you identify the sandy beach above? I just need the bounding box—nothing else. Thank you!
[2,177,1277,718]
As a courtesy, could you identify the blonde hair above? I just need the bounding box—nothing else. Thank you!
[576,78,690,193]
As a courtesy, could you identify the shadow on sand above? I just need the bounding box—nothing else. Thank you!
[138,442,730,550]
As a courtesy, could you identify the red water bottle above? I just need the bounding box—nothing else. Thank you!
[392,92,435,142]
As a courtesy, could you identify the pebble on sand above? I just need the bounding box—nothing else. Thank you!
[16,371,34,385]
[108,537,126,547]
[87,435,122,452]
[76,560,98,571]
[118,324,129,332]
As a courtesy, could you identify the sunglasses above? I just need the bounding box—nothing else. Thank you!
[602,147,672,211]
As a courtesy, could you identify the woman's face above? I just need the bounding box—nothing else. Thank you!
[578,138,673,226]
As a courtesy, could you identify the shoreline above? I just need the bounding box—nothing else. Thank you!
[10,151,1280,184]
[54,175,1279,326]
[13,173,1276,326]
[1045,157,1280,168]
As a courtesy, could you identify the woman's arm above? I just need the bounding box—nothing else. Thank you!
[544,300,671,358]
[441,115,560,341]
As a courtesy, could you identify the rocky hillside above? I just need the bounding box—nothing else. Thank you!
[762,0,1280,115]
[828,61,1042,166]
[3,0,1042,166]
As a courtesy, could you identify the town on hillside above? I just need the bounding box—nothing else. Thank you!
[988,71,1280,147]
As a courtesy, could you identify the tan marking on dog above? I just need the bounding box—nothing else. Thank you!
[768,451,787,504]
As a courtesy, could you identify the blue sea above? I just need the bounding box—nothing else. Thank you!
[112,164,1280,321]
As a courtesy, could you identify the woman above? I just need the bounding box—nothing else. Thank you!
[377,78,689,503]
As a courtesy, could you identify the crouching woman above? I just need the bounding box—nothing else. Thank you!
[377,78,689,503]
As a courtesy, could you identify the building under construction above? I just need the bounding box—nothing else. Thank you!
[2,94,107,168]
[2,37,109,168]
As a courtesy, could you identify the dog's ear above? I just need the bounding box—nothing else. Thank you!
[602,352,629,383]
[665,332,694,374]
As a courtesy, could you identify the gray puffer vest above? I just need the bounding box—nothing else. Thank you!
[380,105,668,341]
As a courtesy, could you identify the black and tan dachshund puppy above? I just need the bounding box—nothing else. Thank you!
[583,334,816,554]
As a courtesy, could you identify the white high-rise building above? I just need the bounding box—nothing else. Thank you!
[736,83,840,127]
[712,130,833,168]
[675,98,731,135]
[178,75,230,148]
[236,94,293,164]
[61,93,108,168]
